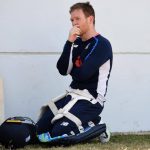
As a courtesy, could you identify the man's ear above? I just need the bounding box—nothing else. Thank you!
[88,16,94,24]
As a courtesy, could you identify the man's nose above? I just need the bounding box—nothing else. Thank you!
[72,21,78,26]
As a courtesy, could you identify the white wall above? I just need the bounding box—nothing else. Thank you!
[0,0,150,132]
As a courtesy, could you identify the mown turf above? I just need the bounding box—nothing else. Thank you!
[1,134,150,150]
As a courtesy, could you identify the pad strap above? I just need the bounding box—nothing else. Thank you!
[65,112,84,133]
[47,101,58,116]
[51,108,84,133]
[48,93,67,115]
[51,90,95,133]
[38,93,66,120]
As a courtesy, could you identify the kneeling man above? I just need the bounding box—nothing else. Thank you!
[36,2,113,143]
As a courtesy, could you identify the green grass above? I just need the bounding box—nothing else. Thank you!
[1,135,150,150]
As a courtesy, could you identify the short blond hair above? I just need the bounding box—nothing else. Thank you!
[70,2,95,25]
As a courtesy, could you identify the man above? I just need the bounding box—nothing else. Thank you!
[37,2,113,141]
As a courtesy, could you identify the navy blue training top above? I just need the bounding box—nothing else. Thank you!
[57,34,113,98]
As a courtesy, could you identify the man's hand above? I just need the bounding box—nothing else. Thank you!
[68,25,81,42]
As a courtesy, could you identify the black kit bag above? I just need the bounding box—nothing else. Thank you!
[0,116,37,149]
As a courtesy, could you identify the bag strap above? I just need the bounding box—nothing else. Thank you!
[5,116,35,125]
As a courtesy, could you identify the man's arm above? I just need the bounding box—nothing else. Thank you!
[57,41,73,75]
[57,26,81,75]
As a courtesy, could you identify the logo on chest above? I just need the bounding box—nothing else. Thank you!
[75,56,82,67]
[85,43,91,49]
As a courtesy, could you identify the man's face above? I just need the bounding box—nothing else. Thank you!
[70,9,91,36]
